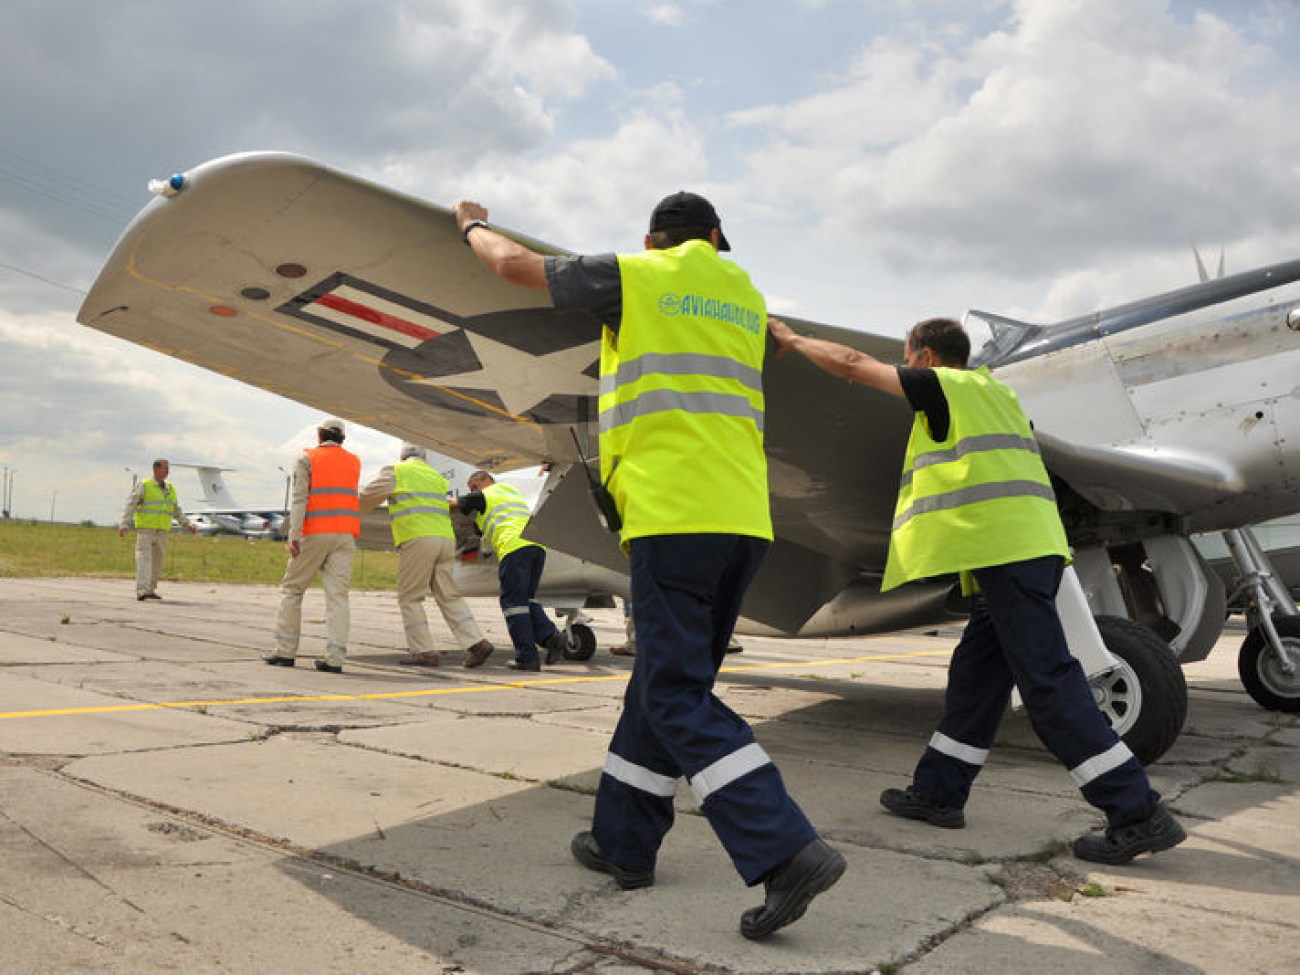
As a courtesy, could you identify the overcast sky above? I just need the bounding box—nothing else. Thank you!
[3,0,1300,524]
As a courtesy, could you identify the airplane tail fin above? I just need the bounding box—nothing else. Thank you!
[1192,244,1225,283]
[171,463,238,507]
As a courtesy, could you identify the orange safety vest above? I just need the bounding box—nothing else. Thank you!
[302,445,361,537]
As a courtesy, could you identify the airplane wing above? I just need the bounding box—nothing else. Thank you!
[77,152,919,632]
[1036,431,1247,517]
[79,152,602,470]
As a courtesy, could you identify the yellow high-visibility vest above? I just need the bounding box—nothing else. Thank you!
[598,239,771,546]
[390,458,453,545]
[882,366,1069,593]
[475,483,539,559]
[134,480,177,531]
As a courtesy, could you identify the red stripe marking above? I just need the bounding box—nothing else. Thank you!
[315,292,441,342]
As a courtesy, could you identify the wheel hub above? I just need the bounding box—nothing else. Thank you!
[1257,637,1300,696]
[1090,660,1144,737]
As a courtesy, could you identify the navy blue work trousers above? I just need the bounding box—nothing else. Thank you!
[912,555,1159,826]
[591,534,816,885]
[497,545,559,665]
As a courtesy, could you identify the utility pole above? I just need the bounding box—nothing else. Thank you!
[277,466,291,512]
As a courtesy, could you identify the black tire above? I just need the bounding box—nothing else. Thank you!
[1091,615,1188,766]
[562,622,597,661]
[1238,615,1300,712]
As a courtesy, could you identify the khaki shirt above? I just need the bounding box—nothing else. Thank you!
[285,450,313,542]
[359,465,397,514]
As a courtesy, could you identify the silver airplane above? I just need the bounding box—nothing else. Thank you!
[75,152,1300,767]
[174,463,283,539]
[962,269,1300,721]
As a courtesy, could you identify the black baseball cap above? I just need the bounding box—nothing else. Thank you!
[648,191,731,251]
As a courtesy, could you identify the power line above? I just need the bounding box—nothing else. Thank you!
[0,148,141,224]
[0,261,86,296]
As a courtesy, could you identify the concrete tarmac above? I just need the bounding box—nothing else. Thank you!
[0,577,1296,974]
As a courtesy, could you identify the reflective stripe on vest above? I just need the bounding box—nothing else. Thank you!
[599,352,765,431]
[473,483,537,559]
[134,481,176,531]
[881,366,1068,592]
[303,445,361,537]
[390,458,453,545]
[597,240,772,544]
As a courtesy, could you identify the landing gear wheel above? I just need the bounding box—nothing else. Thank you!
[1091,616,1188,766]
[562,622,597,661]
[1238,615,1300,712]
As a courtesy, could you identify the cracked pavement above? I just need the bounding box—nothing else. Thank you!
[0,577,1296,973]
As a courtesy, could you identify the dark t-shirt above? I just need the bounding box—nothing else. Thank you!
[897,366,951,442]
[458,491,486,519]
[544,253,623,333]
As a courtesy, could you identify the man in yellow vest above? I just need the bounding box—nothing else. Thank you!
[359,443,494,667]
[768,315,1185,866]
[454,471,563,671]
[264,418,360,674]
[119,458,196,600]
[451,193,844,940]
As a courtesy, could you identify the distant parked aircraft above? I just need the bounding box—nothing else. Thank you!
[174,464,284,539]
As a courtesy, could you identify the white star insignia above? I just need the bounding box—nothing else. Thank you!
[414,331,600,415]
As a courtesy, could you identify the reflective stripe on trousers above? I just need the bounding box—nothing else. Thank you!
[600,741,775,807]
[911,556,1158,826]
[496,546,557,663]
[590,534,815,884]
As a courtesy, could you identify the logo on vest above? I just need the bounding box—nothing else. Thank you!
[658,293,762,334]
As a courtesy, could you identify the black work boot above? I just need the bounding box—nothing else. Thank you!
[739,838,846,940]
[543,631,566,665]
[880,787,966,828]
[1073,802,1186,865]
[570,831,654,890]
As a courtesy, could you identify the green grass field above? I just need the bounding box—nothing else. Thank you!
[0,521,400,590]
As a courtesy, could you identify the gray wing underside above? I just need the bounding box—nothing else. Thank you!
[75,152,914,631]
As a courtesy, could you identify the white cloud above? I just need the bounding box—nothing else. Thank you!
[458,89,711,252]
[4,0,1300,521]
[645,4,685,26]
[0,307,413,523]
[731,0,1300,307]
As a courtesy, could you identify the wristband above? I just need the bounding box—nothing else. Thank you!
[462,220,489,245]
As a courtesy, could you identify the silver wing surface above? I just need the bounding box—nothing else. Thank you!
[78,152,926,632]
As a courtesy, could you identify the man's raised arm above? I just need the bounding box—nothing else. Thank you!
[767,317,904,399]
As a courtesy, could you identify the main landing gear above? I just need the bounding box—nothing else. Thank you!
[1089,615,1188,765]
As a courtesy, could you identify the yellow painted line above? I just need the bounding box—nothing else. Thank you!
[0,648,950,721]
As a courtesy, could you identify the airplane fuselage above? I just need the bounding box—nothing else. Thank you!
[999,280,1300,534]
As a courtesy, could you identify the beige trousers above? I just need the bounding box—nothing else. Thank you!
[134,528,169,596]
[274,533,355,666]
[397,535,484,654]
